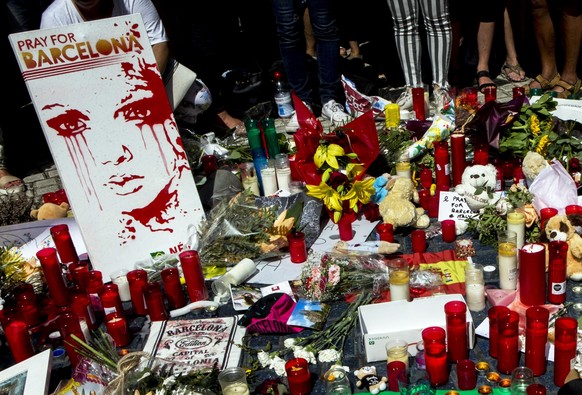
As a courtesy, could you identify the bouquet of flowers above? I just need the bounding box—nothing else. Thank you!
[298,252,390,302]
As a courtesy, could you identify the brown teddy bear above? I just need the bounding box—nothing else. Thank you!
[30,202,70,221]
[354,366,387,395]
[545,215,582,281]
[379,177,429,230]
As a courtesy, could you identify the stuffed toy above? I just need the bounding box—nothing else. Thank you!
[455,164,500,212]
[545,215,582,281]
[522,151,550,187]
[379,177,429,230]
[30,202,70,221]
[354,366,387,395]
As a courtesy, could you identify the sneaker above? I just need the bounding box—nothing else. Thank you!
[285,102,312,133]
[433,83,451,114]
[321,100,352,126]
[396,88,413,111]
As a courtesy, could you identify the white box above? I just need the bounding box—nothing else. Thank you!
[358,294,475,363]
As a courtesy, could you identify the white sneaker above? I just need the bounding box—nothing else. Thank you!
[396,88,413,111]
[321,100,352,125]
[433,83,451,114]
[284,102,311,133]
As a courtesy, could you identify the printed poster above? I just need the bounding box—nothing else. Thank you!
[8,15,204,277]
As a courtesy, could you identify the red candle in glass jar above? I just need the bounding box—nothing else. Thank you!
[483,86,497,103]
[519,243,546,306]
[411,230,427,253]
[15,284,41,328]
[71,292,98,331]
[143,281,168,321]
[513,86,526,99]
[554,317,578,386]
[548,241,568,304]
[376,223,395,243]
[100,283,124,319]
[539,207,558,231]
[525,306,549,376]
[50,224,79,264]
[457,359,476,390]
[86,270,105,319]
[68,260,90,288]
[36,247,70,307]
[285,358,311,395]
[201,154,219,175]
[288,231,308,263]
[497,310,520,374]
[565,204,582,215]
[513,165,526,186]
[106,313,131,347]
[441,220,456,243]
[434,141,451,189]
[450,134,466,187]
[418,189,430,211]
[412,87,426,121]
[338,216,354,241]
[527,384,546,395]
[387,361,406,392]
[428,193,439,218]
[422,326,449,386]
[473,142,489,166]
[4,320,35,363]
[420,168,433,189]
[58,312,85,367]
[488,306,510,358]
[161,267,186,310]
[444,300,468,362]
[127,269,148,316]
[179,250,209,303]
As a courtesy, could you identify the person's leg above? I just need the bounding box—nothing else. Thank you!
[553,0,582,96]
[272,0,313,104]
[529,0,560,90]
[419,0,452,88]
[303,8,317,58]
[502,6,526,81]
[386,0,422,88]
[476,21,496,88]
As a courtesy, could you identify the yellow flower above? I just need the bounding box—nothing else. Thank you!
[530,114,540,136]
[314,143,345,169]
[306,182,343,212]
[536,134,550,156]
[346,163,365,179]
[342,178,376,211]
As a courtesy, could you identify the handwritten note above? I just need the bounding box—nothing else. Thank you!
[438,191,479,223]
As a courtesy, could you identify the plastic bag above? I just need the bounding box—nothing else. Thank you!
[530,159,578,215]
[341,75,390,119]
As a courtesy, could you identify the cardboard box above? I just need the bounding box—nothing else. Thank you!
[358,294,475,363]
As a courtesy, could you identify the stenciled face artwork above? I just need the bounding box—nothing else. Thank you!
[40,58,191,244]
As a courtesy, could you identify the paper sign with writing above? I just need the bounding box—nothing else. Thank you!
[8,15,204,277]
[438,191,479,223]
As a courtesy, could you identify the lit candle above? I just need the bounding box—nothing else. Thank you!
[285,358,312,395]
[498,231,517,290]
[106,314,131,347]
[519,243,546,306]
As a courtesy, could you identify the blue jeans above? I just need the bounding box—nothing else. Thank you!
[271,0,340,105]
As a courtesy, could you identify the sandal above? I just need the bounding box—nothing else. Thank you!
[500,62,527,82]
[553,78,582,99]
[476,70,496,93]
[528,73,561,91]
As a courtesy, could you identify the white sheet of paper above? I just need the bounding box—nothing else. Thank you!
[438,191,478,223]
[248,217,378,285]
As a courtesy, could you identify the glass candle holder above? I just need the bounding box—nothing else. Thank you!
[36,247,70,307]
[465,264,485,312]
[71,292,98,331]
[539,207,558,231]
[526,384,546,395]
[483,86,497,103]
[497,310,520,374]
[441,219,456,243]
[450,134,466,187]
[285,358,311,395]
[473,142,489,166]
[110,269,131,302]
[387,361,406,392]
[105,313,131,347]
[519,243,546,306]
[240,162,260,196]
[565,204,582,215]
[58,312,85,368]
[553,317,578,386]
[287,232,308,263]
[421,326,449,387]
[100,283,124,319]
[444,300,468,363]
[388,258,410,302]
[411,230,427,253]
[498,230,517,290]
[488,306,510,358]
[143,282,168,321]
[420,168,433,189]
[434,141,451,189]
[457,359,476,390]
[418,189,431,211]
[548,241,568,304]
[386,338,410,371]
[260,159,278,196]
[201,154,218,175]
[50,224,79,264]
[179,250,209,303]
[69,260,90,289]
[377,223,395,243]
[161,267,186,310]
[525,306,549,376]
[507,212,525,250]
[323,366,352,395]
[275,153,292,193]
[86,270,105,318]
[512,86,526,99]
[412,87,426,121]
[126,269,149,316]
[4,320,35,363]
[218,367,250,395]
[384,103,400,128]
[510,366,534,395]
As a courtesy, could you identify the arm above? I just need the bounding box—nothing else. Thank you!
[152,41,169,75]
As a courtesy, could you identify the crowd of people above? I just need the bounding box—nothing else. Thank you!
[0,0,581,193]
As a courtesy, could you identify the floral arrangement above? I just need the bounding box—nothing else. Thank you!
[306,142,375,223]
[298,252,390,302]
[466,184,539,246]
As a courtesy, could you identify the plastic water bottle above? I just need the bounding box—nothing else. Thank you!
[273,71,294,118]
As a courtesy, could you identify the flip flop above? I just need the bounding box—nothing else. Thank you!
[553,78,582,99]
[0,174,24,194]
[500,63,527,82]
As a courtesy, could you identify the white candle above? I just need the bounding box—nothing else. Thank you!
[465,283,486,311]
[260,163,278,196]
[507,212,525,251]
[211,259,257,298]
[499,242,517,290]
[275,153,292,193]
[389,270,410,301]
[222,384,250,395]
[111,270,131,302]
[242,175,260,196]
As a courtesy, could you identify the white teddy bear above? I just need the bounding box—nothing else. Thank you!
[455,164,501,212]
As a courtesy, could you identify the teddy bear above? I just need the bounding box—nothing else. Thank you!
[354,366,388,395]
[455,164,500,212]
[379,176,429,230]
[30,202,70,221]
[522,151,550,187]
[545,215,582,281]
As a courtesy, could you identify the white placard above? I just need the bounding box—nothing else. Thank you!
[9,15,205,275]
[438,191,479,223]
